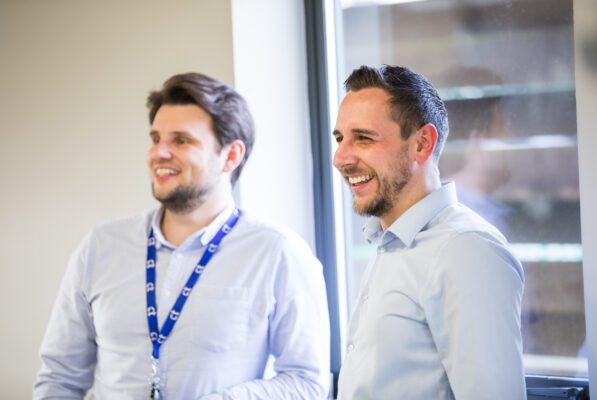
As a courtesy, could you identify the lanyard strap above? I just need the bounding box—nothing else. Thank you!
[145,208,242,359]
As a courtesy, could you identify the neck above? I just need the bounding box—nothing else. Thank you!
[379,166,441,231]
[161,191,232,247]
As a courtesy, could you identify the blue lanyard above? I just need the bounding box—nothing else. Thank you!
[145,208,242,360]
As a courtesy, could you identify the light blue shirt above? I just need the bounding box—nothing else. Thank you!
[34,204,330,399]
[338,183,525,399]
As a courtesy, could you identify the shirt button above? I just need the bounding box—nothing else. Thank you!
[347,343,354,352]
[378,247,386,253]
[362,294,369,302]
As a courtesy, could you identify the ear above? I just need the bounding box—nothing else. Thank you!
[414,123,438,164]
[222,140,246,173]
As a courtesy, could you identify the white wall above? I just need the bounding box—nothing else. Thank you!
[231,0,316,248]
[0,1,235,397]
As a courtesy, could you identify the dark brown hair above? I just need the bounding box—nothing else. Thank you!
[344,65,449,160]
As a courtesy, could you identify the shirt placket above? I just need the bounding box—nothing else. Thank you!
[350,233,400,354]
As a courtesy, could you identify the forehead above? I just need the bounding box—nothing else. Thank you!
[336,87,397,131]
[151,104,213,133]
[341,87,391,109]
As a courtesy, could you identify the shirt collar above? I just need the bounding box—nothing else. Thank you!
[363,182,458,248]
[150,201,236,249]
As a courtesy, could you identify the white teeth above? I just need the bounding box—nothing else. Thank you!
[348,175,373,185]
[155,168,178,177]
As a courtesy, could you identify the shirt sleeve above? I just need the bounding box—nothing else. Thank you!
[33,232,97,399]
[421,231,526,399]
[200,233,331,400]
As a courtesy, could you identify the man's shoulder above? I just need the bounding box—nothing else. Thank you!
[233,212,322,274]
[88,209,154,241]
[236,212,302,240]
[235,212,314,252]
[429,203,523,281]
[433,203,508,244]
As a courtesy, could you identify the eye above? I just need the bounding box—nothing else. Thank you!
[356,135,373,142]
[174,136,189,145]
[150,134,160,145]
[333,134,342,143]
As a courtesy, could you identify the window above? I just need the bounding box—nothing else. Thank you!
[315,0,587,382]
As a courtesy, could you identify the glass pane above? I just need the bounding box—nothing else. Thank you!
[335,0,586,377]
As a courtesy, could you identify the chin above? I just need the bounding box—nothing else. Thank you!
[353,194,374,209]
[353,201,374,216]
[152,183,176,198]
[152,192,176,205]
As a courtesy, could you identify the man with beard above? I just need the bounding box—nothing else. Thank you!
[34,73,330,399]
[333,65,525,399]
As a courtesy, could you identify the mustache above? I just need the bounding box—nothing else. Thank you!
[338,166,374,177]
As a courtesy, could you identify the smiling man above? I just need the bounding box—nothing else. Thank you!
[334,65,526,399]
[33,73,330,399]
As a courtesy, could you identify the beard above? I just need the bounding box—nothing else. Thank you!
[352,147,411,218]
[353,166,411,217]
[152,183,212,214]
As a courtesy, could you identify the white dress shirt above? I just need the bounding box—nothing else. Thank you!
[34,204,330,399]
[338,183,525,400]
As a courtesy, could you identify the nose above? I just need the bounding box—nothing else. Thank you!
[333,139,357,171]
[149,141,172,161]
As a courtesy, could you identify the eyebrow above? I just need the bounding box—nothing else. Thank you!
[149,130,193,138]
[352,128,380,136]
[333,128,380,137]
[332,128,379,137]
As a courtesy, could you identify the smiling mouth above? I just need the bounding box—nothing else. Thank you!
[155,167,180,177]
[347,174,373,186]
